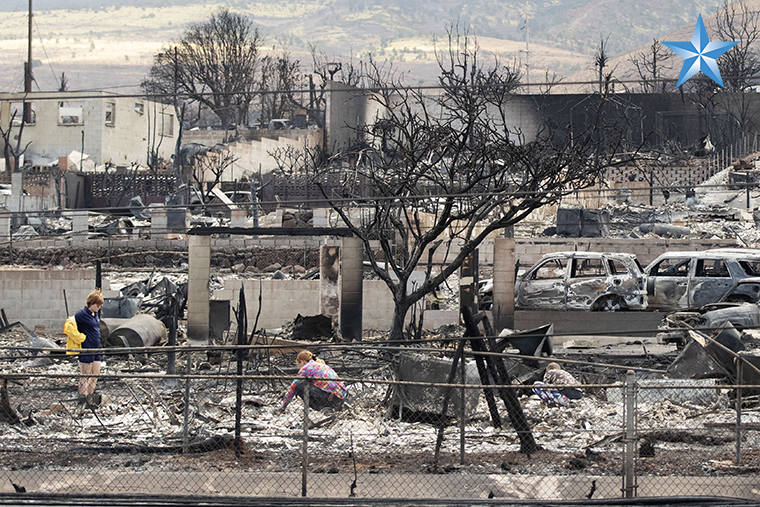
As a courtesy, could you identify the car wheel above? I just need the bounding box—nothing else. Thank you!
[593,296,625,312]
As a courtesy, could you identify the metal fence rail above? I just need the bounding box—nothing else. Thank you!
[0,345,758,501]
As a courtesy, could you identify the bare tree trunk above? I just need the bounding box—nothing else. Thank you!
[388,298,411,343]
[0,378,19,424]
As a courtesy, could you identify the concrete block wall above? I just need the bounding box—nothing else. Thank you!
[606,165,713,186]
[221,130,323,178]
[363,280,396,331]
[214,279,321,332]
[214,278,396,333]
[513,310,665,337]
[0,268,111,333]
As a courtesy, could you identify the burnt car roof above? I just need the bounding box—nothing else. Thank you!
[650,249,760,259]
[646,249,760,270]
[707,248,760,257]
[728,276,760,284]
[538,251,638,260]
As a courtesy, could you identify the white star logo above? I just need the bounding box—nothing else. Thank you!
[662,14,738,88]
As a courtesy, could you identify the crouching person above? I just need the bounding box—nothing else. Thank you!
[280,350,347,413]
[533,362,583,407]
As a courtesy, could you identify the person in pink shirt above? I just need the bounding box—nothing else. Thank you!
[280,350,348,412]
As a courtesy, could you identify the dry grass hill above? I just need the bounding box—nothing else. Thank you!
[0,0,746,94]
[563,0,760,93]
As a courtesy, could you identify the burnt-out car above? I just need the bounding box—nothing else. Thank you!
[661,277,760,346]
[644,249,760,311]
[515,251,647,311]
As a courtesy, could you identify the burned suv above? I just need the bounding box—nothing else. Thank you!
[644,249,760,311]
[515,251,647,311]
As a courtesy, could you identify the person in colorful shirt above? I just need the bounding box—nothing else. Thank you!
[533,362,583,407]
[280,350,347,412]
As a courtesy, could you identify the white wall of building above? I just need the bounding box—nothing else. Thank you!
[0,92,179,167]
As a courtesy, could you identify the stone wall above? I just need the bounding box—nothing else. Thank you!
[4,235,740,270]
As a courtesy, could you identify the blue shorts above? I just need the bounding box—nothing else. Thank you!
[78,353,101,364]
[79,340,102,363]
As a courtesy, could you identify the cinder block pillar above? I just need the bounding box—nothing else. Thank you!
[275,208,283,227]
[230,208,247,228]
[340,236,363,341]
[72,211,88,237]
[151,208,168,239]
[187,235,210,344]
[10,172,23,212]
[313,208,329,227]
[320,245,340,319]
[0,210,10,242]
[492,236,516,331]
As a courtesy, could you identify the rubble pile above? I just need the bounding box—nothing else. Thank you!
[281,210,314,228]
[0,319,758,478]
[526,168,760,245]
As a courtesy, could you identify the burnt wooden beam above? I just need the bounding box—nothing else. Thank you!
[462,306,538,455]
[434,338,466,461]
[461,308,501,429]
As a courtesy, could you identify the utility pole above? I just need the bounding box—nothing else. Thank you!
[520,2,531,90]
[23,0,33,125]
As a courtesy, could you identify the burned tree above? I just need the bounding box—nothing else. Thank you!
[189,147,238,204]
[142,8,262,130]
[714,0,760,133]
[714,0,760,95]
[683,0,760,144]
[629,39,674,93]
[0,108,32,175]
[258,49,304,126]
[290,29,639,344]
[594,35,617,95]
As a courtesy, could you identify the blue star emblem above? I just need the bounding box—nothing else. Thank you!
[662,14,738,88]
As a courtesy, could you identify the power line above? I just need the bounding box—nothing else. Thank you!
[2,73,736,102]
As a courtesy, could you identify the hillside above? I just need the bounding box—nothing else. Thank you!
[563,0,760,93]
[0,0,729,93]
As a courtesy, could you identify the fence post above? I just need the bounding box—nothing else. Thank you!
[183,353,191,454]
[622,370,637,498]
[735,359,743,465]
[460,353,466,464]
[302,379,310,497]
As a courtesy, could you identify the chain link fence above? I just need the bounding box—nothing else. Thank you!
[0,343,759,501]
